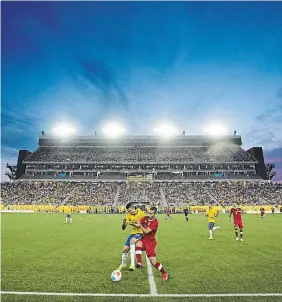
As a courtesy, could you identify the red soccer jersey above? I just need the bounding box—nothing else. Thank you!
[140,216,159,243]
[230,207,243,222]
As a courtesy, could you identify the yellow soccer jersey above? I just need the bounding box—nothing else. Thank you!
[125,208,145,234]
[64,206,72,214]
[207,207,217,223]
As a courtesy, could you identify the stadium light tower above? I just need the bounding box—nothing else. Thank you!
[204,124,228,136]
[102,122,126,137]
[53,123,76,136]
[153,124,177,137]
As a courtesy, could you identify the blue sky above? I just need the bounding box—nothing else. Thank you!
[1,2,282,181]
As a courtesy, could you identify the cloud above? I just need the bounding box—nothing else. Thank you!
[0,146,18,182]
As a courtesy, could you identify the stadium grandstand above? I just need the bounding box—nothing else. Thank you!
[2,133,282,213]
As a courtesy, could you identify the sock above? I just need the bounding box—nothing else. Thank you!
[130,244,135,266]
[70,218,72,224]
[121,253,128,265]
[135,247,142,263]
[65,218,68,223]
[240,231,243,239]
[212,226,220,231]
[209,230,213,238]
[154,262,166,274]
[185,217,188,222]
[235,231,238,238]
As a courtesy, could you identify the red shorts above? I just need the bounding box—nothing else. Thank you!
[234,221,244,229]
[141,238,157,258]
[261,212,265,216]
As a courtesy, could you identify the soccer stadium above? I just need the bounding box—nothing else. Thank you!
[2,1,282,302]
[2,131,282,302]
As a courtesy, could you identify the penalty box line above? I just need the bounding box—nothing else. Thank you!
[1,291,282,297]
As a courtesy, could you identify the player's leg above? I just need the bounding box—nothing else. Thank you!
[239,224,244,241]
[234,226,239,240]
[70,215,72,224]
[212,225,221,231]
[65,214,68,224]
[185,215,188,222]
[148,246,168,281]
[129,234,142,271]
[117,236,131,270]
[208,222,214,239]
[135,239,143,268]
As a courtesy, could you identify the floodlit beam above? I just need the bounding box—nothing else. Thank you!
[204,124,228,136]
[102,123,126,137]
[154,124,177,136]
[53,124,76,136]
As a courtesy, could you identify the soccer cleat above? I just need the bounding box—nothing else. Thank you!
[208,237,213,240]
[129,264,135,271]
[162,272,169,281]
[236,237,239,241]
[240,238,243,242]
[117,264,126,271]
[136,263,144,269]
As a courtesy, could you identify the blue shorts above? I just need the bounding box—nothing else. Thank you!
[208,222,214,230]
[125,234,143,247]
[66,214,72,218]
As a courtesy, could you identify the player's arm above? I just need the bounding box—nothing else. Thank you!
[121,218,127,230]
[134,218,152,234]
[134,219,157,234]
[136,223,152,234]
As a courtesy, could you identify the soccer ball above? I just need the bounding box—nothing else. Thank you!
[111,270,122,282]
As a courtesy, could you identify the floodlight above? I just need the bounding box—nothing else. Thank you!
[53,123,76,136]
[154,124,177,136]
[204,124,228,136]
[102,123,126,137]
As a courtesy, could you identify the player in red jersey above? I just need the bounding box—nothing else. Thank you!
[165,208,172,220]
[134,207,169,281]
[229,204,244,241]
[260,207,265,220]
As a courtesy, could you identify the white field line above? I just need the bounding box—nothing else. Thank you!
[146,256,158,296]
[1,291,282,297]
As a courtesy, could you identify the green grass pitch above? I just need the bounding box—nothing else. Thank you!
[1,212,282,302]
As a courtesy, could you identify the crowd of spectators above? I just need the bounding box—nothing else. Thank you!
[206,182,282,205]
[162,182,211,206]
[1,181,281,207]
[24,146,255,163]
[1,181,72,205]
[117,182,162,205]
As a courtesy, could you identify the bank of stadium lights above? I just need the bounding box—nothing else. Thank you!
[204,124,228,136]
[52,124,76,136]
[154,125,177,137]
[102,123,126,137]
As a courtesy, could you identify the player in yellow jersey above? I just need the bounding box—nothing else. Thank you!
[64,206,72,224]
[206,203,221,239]
[117,202,145,271]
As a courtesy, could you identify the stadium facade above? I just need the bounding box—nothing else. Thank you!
[14,133,266,181]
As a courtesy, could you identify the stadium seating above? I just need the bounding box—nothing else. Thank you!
[24,146,256,163]
[1,181,281,207]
